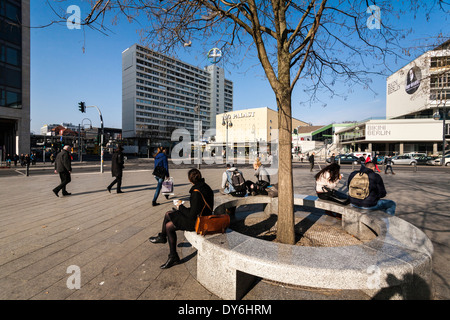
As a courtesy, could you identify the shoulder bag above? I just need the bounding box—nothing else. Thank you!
[193,189,230,236]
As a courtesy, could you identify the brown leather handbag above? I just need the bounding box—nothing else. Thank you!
[193,189,230,236]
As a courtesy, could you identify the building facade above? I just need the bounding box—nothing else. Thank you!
[337,40,450,156]
[122,44,233,149]
[0,0,30,159]
[216,107,309,146]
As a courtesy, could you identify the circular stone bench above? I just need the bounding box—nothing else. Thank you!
[184,194,434,300]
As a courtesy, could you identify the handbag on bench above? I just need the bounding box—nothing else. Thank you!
[193,189,230,236]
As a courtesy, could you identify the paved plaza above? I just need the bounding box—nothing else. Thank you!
[0,160,448,301]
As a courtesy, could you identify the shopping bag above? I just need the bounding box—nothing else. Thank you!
[161,177,174,194]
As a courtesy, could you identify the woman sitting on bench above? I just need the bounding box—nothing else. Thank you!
[315,163,350,205]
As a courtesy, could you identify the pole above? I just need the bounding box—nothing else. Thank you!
[87,106,104,173]
[442,103,447,166]
[78,124,81,162]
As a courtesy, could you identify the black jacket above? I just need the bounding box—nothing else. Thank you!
[348,166,387,207]
[111,150,124,177]
[169,178,214,231]
[54,149,72,173]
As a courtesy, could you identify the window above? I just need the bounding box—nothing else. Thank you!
[5,1,21,21]
[431,56,450,68]
[6,46,19,65]
[0,88,5,106]
[6,90,21,108]
[0,89,21,109]
[0,66,21,88]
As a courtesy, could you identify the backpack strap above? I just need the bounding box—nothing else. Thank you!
[193,189,213,217]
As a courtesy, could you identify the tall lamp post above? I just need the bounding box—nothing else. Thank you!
[433,100,449,166]
[222,114,233,164]
[194,95,201,169]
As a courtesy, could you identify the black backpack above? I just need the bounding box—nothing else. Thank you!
[228,170,246,196]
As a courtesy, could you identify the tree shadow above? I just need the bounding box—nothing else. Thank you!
[371,273,432,300]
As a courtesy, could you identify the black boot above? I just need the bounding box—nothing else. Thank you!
[152,201,160,207]
[149,233,167,244]
[160,253,180,269]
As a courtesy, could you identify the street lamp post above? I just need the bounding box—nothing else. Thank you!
[87,106,104,173]
[194,95,201,169]
[222,114,233,164]
[79,118,92,162]
[433,101,449,166]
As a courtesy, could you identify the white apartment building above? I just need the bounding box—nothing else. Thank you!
[122,44,233,148]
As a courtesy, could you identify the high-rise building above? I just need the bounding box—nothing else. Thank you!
[0,0,30,159]
[122,44,233,148]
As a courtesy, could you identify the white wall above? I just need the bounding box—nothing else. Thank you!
[365,119,442,141]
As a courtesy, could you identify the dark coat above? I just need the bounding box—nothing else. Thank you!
[169,178,214,231]
[348,166,387,207]
[54,149,72,173]
[111,150,124,177]
[154,152,169,177]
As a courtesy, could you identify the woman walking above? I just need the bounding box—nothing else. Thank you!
[152,147,169,206]
[149,169,214,269]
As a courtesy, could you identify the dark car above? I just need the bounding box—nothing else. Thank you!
[326,154,359,164]
[415,156,435,165]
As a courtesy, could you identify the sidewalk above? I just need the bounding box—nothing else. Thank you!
[0,165,448,300]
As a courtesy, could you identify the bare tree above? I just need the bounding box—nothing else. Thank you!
[48,0,449,244]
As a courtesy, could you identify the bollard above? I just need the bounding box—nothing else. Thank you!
[413,162,417,172]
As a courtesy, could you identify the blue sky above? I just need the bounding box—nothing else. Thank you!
[29,1,449,133]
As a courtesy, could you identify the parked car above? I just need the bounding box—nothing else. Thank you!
[426,155,450,166]
[326,154,359,164]
[415,156,436,165]
[391,155,418,165]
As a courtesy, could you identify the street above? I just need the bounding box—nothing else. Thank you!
[1,157,448,178]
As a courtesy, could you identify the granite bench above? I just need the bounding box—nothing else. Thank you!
[184,194,434,300]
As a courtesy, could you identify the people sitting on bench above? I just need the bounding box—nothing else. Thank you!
[315,163,350,205]
[245,158,270,196]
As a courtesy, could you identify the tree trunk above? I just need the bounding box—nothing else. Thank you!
[275,58,295,245]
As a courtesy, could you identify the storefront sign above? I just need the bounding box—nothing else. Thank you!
[233,112,255,119]
[366,124,391,137]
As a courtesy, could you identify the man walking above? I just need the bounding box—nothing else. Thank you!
[309,152,315,172]
[384,155,395,175]
[52,145,72,197]
[347,162,396,215]
[107,145,125,193]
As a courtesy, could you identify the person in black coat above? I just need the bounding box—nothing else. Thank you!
[107,146,125,193]
[52,145,72,197]
[149,168,214,269]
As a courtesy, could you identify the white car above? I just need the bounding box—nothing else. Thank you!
[391,155,418,165]
[427,155,450,166]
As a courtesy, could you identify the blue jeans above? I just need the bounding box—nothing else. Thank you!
[153,177,164,202]
[351,199,396,216]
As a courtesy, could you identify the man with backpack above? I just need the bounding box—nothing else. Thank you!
[347,162,396,215]
[221,163,247,197]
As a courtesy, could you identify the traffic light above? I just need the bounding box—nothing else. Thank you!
[78,101,86,113]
